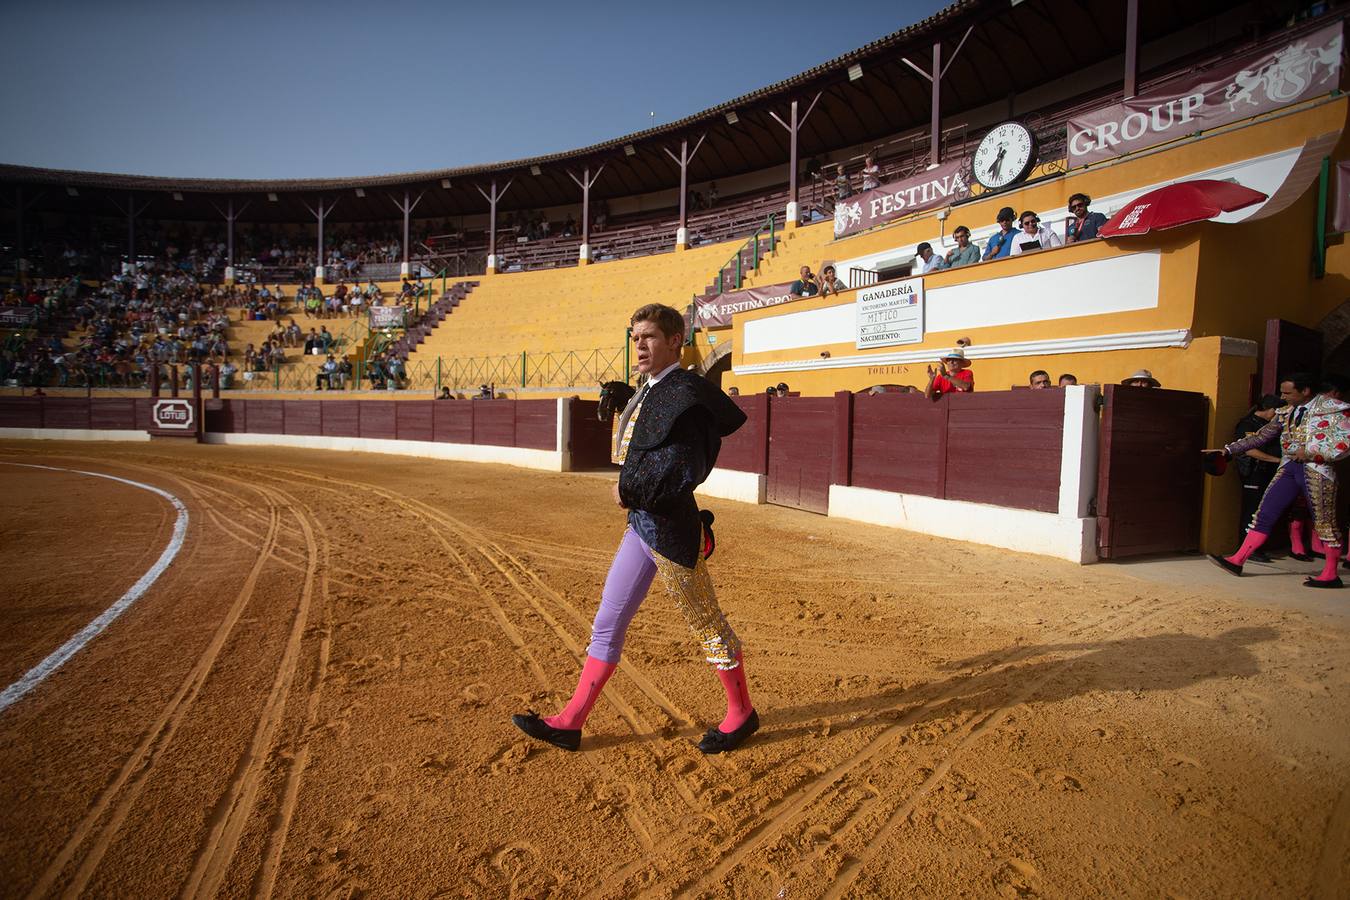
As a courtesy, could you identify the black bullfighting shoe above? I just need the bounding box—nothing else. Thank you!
[1303,576,1345,589]
[511,711,581,751]
[1207,554,1243,577]
[697,709,760,754]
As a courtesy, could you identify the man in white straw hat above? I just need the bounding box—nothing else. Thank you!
[1122,369,1161,388]
[925,347,974,400]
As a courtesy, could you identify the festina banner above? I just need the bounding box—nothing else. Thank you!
[1067,20,1343,168]
[832,158,973,239]
[695,281,797,328]
[369,305,408,329]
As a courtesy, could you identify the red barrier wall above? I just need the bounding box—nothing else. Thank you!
[191,398,559,451]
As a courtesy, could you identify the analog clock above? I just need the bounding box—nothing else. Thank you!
[972,121,1037,190]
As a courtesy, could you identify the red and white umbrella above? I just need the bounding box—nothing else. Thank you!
[1100,179,1268,237]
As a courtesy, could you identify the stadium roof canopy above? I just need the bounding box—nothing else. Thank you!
[0,0,1247,224]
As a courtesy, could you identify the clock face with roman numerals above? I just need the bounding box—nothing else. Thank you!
[973,121,1036,190]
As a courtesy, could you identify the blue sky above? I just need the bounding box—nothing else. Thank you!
[0,0,950,179]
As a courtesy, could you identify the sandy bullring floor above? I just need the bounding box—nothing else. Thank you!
[0,439,1347,898]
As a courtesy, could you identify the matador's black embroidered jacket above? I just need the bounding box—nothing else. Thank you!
[619,369,746,568]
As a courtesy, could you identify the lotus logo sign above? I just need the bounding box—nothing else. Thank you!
[153,398,196,430]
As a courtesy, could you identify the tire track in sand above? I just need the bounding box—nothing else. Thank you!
[641,596,1165,899]
[25,486,283,900]
[179,479,321,900]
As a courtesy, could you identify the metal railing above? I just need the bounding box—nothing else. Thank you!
[710,214,777,296]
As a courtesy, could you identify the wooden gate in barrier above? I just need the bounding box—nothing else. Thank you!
[766,396,835,514]
[1095,384,1209,559]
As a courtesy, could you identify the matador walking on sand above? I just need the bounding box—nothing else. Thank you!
[511,303,759,752]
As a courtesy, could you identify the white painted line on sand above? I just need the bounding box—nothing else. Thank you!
[0,463,189,714]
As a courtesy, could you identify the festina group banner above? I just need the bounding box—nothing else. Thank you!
[832,158,973,239]
[1067,20,1343,168]
[369,305,408,329]
[695,281,797,328]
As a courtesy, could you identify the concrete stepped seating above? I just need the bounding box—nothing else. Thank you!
[407,240,740,368]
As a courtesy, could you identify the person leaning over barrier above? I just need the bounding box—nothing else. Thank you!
[1066,193,1108,242]
[983,207,1018,260]
[1010,211,1063,255]
[925,347,974,399]
[818,265,847,296]
[1058,373,1078,386]
[1029,370,1051,389]
[945,226,980,268]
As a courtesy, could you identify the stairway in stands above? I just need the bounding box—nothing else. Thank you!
[387,281,479,358]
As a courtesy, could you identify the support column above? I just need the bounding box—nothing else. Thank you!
[567,164,606,264]
[930,42,942,166]
[389,188,424,278]
[475,178,513,275]
[663,135,706,250]
[212,197,250,284]
[903,26,973,170]
[769,95,821,229]
[302,196,338,284]
[109,192,152,275]
[1124,0,1139,98]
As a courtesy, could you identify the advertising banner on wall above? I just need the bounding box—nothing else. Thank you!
[832,158,973,239]
[369,305,408,329]
[694,281,798,328]
[1067,20,1343,168]
[855,278,924,350]
[0,307,38,328]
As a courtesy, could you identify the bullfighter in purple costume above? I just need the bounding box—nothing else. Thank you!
[1208,373,1350,588]
[512,303,759,752]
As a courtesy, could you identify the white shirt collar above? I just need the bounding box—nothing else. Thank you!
[645,360,681,387]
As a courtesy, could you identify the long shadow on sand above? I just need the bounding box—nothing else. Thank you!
[585,627,1278,751]
[744,626,1278,749]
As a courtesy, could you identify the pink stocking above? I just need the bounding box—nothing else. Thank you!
[546,656,616,730]
[715,653,754,733]
[1290,519,1309,555]
[1317,545,1342,582]
[1227,531,1268,566]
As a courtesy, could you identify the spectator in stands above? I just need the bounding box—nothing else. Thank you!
[335,357,352,390]
[776,382,790,396]
[708,182,719,205]
[789,266,819,298]
[285,319,302,348]
[303,329,321,355]
[220,360,237,390]
[916,242,948,274]
[438,386,453,400]
[316,354,337,390]
[727,386,739,396]
[1010,211,1063,255]
[944,227,980,268]
[1059,373,1078,386]
[1029,370,1052,389]
[861,155,881,192]
[834,164,853,201]
[1065,193,1108,243]
[818,265,847,296]
[983,207,1019,260]
[766,386,778,397]
[1122,369,1161,388]
[925,348,974,399]
[319,326,334,352]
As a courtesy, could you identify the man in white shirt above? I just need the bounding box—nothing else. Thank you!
[916,242,948,273]
[1010,211,1063,255]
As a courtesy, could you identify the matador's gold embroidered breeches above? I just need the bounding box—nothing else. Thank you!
[586,527,742,669]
